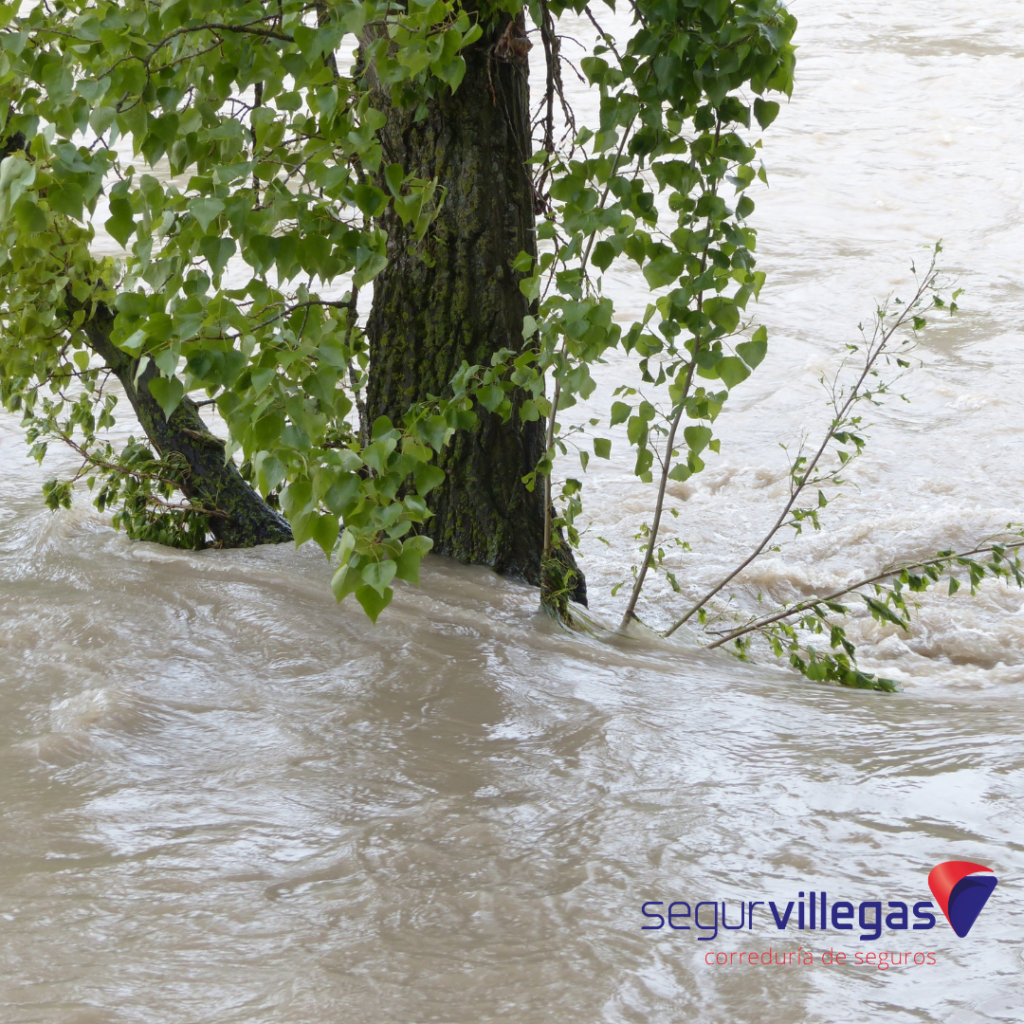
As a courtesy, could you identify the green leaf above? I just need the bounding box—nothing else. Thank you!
[350,184,388,217]
[0,152,35,219]
[705,297,740,332]
[254,411,284,450]
[754,98,781,129]
[119,329,147,354]
[189,197,225,232]
[592,240,616,271]
[593,437,611,459]
[13,196,46,234]
[332,563,360,602]
[311,513,340,557]
[610,401,630,426]
[402,438,434,463]
[417,415,448,451]
[384,162,405,197]
[414,462,445,495]
[477,384,504,412]
[105,197,135,247]
[362,558,397,596]
[626,416,647,445]
[715,356,751,389]
[89,105,117,136]
[684,425,712,454]
[116,291,150,318]
[362,438,396,475]
[864,596,908,629]
[147,375,184,419]
[48,183,84,221]
[402,535,433,559]
[324,473,362,515]
[291,511,317,548]
[353,251,388,288]
[394,547,422,586]
[356,583,393,623]
[394,534,432,586]
[736,330,768,369]
[642,252,685,289]
[259,455,287,494]
[200,236,236,277]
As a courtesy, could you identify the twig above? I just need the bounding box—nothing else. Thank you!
[619,119,722,630]
[704,538,1024,650]
[664,255,940,637]
[583,5,623,63]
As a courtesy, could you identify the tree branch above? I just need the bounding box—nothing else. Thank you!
[665,254,940,637]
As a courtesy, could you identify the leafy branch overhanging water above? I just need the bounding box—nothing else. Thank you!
[1,1,1018,691]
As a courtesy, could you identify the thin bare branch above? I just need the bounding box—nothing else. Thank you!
[664,254,940,638]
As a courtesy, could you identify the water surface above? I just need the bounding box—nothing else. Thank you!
[2,1,1023,1020]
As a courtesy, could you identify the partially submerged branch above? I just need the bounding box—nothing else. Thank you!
[706,535,1024,652]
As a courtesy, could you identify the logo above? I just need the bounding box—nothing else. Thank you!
[927,861,998,938]
[641,861,1000,944]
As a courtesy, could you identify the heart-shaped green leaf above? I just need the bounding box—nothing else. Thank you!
[147,375,184,419]
[356,583,393,623]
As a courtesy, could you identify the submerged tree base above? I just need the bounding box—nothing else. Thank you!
[365,15,585,605]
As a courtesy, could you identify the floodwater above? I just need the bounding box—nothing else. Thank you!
[2,1,1024,1020]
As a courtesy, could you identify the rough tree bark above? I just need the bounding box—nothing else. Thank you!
[365,15,586,604]
[79,301,293,547]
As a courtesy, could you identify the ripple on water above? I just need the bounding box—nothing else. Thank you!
[3,0,1024,1021]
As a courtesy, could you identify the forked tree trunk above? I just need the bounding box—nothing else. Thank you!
[81,302,293,548]
[365,17,586,604]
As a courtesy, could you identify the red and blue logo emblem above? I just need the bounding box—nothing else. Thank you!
[927,861,998,938]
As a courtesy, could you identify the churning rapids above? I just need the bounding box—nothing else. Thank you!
[2,1,1024,1020]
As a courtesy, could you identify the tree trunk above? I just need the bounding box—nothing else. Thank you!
[81,301,292,548]
[365,16,586,604]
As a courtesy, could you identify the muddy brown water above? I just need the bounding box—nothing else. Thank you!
[2,1,1024,1020]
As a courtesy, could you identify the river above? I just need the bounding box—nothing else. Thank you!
[1,1,1023,1020]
